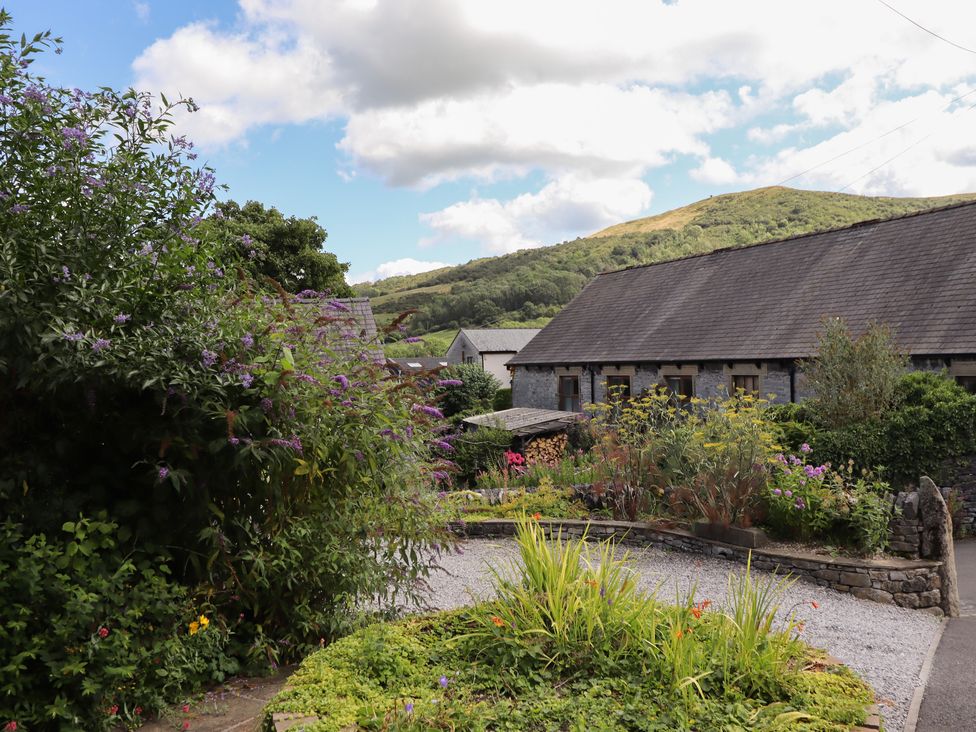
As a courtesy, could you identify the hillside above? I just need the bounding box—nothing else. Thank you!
[358,187,976,351]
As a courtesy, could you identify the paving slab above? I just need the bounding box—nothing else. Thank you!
[915,538,976,732]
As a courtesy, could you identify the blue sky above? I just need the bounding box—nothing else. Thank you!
[7,1,976,281]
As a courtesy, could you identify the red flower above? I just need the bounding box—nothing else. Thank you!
[183,722,190,730]
[108,705,119,716]
[98,626,109,639]
[811,601,819,609]
[532,512,542,521]
[5,722,18,731]
[135,707,143,715]
[182,704,190,713]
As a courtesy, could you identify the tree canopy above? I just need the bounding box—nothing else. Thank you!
[206,199,352,295]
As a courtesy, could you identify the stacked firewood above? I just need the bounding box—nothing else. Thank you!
[524,432,568,464]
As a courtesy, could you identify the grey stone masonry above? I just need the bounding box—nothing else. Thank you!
[453,518,946,615]
[942,453,976,535]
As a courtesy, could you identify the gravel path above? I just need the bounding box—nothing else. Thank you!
[422,538,942,732]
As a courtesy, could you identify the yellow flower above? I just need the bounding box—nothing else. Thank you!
[199,615,209,628]
[189,621,199,635]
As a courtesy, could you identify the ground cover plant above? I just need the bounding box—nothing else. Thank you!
[0,14,453,728]
[266,517,873,731]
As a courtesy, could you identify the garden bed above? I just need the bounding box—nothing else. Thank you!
[454,518,948,615]
[266,520,879,731]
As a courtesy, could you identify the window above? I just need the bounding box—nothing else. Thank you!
[665,375,694,405]
[605,374,632,401]
[465,356,475,364]
[558,375,581,412]
[731,373,760,394]
[957,375,976,395]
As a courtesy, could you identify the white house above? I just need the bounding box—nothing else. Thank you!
[446,328,541,386]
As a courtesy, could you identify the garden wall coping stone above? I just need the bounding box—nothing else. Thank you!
[452,518,945,614]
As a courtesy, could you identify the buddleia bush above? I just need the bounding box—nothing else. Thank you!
[0,9,452,696]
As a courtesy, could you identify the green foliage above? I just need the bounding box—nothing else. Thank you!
[268,519,873,730]
[435,363,501,420]
[770,371,976,487]
[451,426,512,486]
[476,453,597,492]
[203,199,352,295]
[764,453,893,554]
[492,387,512,411]
[805,319,908,428]
[0,516,236,729]
[359,187,975,335]
[443,480,587,521]
[0,8,451,682]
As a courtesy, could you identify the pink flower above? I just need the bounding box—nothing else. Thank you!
[800,443,812,453]
[98,626,109,639]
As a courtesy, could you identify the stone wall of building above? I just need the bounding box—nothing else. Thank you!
[455,518,946,614]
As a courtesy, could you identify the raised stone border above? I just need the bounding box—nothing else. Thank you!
[453,518,947,615]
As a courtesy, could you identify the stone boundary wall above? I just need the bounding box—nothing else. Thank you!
[942,454,976,535]
[452,518,946,616]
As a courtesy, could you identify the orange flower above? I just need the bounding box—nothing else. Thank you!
[701,599,711,609]
[691,607,702,619]
[796,622,806,633]
[532,512,542,520]
[490,615,505,627]
[585,579,599,589]
[674,629,683,639]
[811,601,819,609]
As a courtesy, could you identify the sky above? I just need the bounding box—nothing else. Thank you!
[8,0,976,282]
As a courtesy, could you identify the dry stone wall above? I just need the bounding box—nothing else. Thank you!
[454,518,947,615]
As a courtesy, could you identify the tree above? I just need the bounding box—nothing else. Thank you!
[436,363,501,419]
[805,318,908,428]
[205,199,352,295]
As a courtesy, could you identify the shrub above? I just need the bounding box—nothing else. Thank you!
[0,516,236,729]
[804,318,908,428]
[434,363,501,420]
[0,11,452,672]
[451,425,512,485]
[764,451,893,553]
[492,387,513,411]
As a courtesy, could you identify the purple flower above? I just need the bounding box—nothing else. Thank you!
[10,203,29,214]
[260,397,273,413]
[784,490,793,498]
[412,404,444,419]
[437,379,463,387]
[405,703,414,714]
[23,85,46,103]
[202,349,218,367]
[64,331,84,342]
[328,299,351,313]
[800,443,812,453]
[61,126,89,149]
[804,465,817,478]
[404,336,421,343]
[158,467,169,481]
[439,675,449,688]
[795,498,806,510]
[432,471,449,481]
[241,234,252,246]
[0,94,12,105]
[241,333,254,349]
[240,373,254,388]
[334,374,349,390]
[789,455,801,465]
[433,440,454,452]
[91,338,111,352]
[772,488,782,496]
[113,313,131,324]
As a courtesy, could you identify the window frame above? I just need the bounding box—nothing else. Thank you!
[558,374,581,412]
[605,374,632,401]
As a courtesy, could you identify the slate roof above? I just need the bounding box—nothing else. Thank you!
[509,201,976,365]
[388,357,450,373]
[297,296,384,362]
[463,408,582,437]
[457,328,542,352]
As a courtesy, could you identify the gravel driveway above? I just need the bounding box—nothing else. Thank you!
[421,538,942,732]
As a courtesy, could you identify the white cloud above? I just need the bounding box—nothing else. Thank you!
[130,0,976,253]
[352,257,451,283]
[690,157,740,186]
[420,174,652,253]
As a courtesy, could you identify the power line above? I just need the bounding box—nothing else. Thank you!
[837,97,976,192]
[876,0,976,56]
[775,86,976,187]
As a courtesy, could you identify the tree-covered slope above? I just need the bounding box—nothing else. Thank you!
[358,187,976,338]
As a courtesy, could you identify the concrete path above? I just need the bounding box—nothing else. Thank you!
[915,539,976,732]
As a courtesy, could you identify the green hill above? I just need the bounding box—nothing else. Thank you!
[359,187,976,352]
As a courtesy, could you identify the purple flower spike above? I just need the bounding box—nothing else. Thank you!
[113,313,131,324]
[413,404,444,419]
[437,379,463,387]
[334,374,349,390]
[91,338,111,352]
[800,443,812,453]
[158,467,169,481]
[64,331,84,342]
[404,336,422,343]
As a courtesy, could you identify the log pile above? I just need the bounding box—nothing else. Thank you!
[525,432,568,464]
